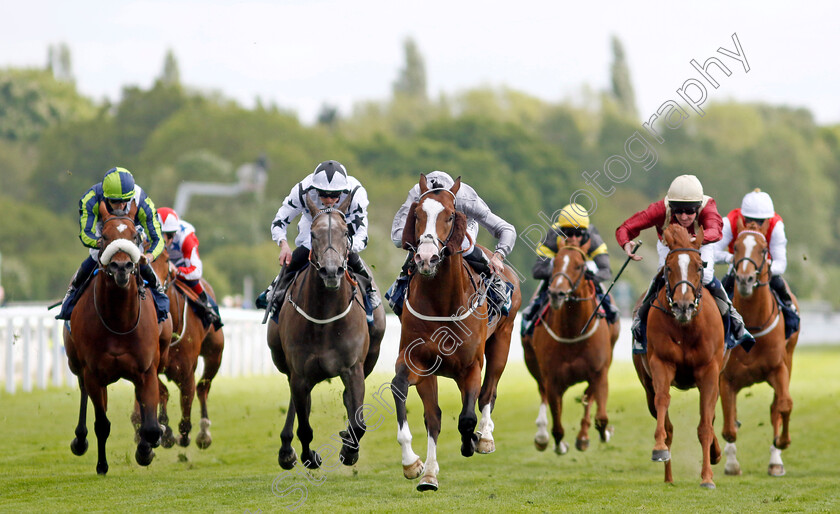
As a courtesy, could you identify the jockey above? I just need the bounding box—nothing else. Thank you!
[520,203,617,336]
[56,167,169,322]
[257,160,379,312]
[713,189,799,332]
[616,174,754,350]
[387,170,517,316]
[157,207,221,328]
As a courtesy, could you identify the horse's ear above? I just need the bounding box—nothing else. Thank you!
[758,217,770,235]
[419,174,428,194]
[401,202,419,250]
[736,215,746,233]
[580,238,592,254]
[337,188,355,214]
[304,191,320,217]
[98,200,109,220]
[127,201,138,219]
[663,225,677,249]
[445,212,467,256]
[451,176,461,196]
[693,225,704,249]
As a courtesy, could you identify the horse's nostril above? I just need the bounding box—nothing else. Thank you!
[430,255,440,264]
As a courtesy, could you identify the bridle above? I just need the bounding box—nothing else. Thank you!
[98,215,142,278]
[308,208,350,273]
[547,246,593,303]
[412,189,464,261]
[94,215,143,335]
[733,230,770,288]
[660,247,704,313]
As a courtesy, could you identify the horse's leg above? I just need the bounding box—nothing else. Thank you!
[648,357,676,472]
[457,363,482,459]
[591,366,613,444]
[290,375,320,469]
[523,334,550,451]
[767,363,793,476]
[416,376,442,492]
[278,394,298,469]
[338,362,367,466]
[696,364,721,489]
[720,374,741,475]
[135,367,162,467]
[84,372,111,475]
[477,328,512,453]
[576,383,593,451]
[547,381,569,455]
[196,329,224,450]
[176,365,197,448]
[392,366,423,480]
[363,305,386,377]
[70,375,89,456]
[156,377,175,447]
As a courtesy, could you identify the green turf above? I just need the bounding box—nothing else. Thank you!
[1,345,838,513]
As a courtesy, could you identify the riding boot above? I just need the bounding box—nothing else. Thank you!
[56,256,97,320]
[769,274,800,337]
[197,291,221,328]
[632,272,665,347]
[463,246,491,275]
[140,264,170,323]
[721,269,735,299]
[385,253,413,316]
[348,252,381,310]
[520,281,548,336]
[594,281,619,324]
[706,277,755,350]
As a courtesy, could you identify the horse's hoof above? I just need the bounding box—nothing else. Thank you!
[725,463,741,476]
[651,449,671,462]
[416,475,439,492]
[576,438,590,452]
[461,433,478,457]
[768,464,786,477]
[555,441,569,455]
[70,437,88,456]
[302,451,322,469]
[135,445,155,466]
[278,448,297,470]
[96,462,109,475]
[476,438,495,454]
[700,482,716,489]
[340,445,359,466]
[196,432,212,450]
[600,425,614,443]
[403,458,424,479]
[534,433,549,451]
[177,434,191,447]
[161,426,175,448]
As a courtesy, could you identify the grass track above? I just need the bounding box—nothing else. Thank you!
[1,345,838,512]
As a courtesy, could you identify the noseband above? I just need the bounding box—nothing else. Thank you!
[308,208,350,272]
[663,247,704,312]
[98,215,141,278]
[733,230,770,287]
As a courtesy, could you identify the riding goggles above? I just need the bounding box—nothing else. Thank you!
[315,189,343,199]
[562,227,587,238]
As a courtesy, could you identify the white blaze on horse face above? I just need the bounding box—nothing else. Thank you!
[416,199,446,262]
[552,255,570,289]
[678,254,690,296]
[116,223,128,233]
[741,235,757,272]
[397,421,420,466]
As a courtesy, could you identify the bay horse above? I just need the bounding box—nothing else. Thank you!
[142,250,225,450]
[524,243,619,455]
[391,175,522,492]
[720,218,799,476]
[267,192,386,470]
[64,201,172,474]
[632,224,726,488]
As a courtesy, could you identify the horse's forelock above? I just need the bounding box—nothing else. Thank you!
[402,202,419,250]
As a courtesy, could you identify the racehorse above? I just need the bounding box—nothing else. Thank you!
[267,192,386,470]
[524,243,619,455]
[720,218,799,476]
[391,175,522,491]
[140,250,225,450]
[64,201,172,474]
[632,224,726,488]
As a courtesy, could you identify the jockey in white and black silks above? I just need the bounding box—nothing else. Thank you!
[387,170,517,317]
[257,160,379,313]
[713,189,799,336]
[56,166,169,322]
[520,203,618,336]
[157,207,221,328]
[616,174,755,353]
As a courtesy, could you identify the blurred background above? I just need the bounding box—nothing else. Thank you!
[1,1,838,315]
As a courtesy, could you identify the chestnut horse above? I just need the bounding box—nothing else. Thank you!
[144,250,225,450]
[720,218,799,476]
[633,224,725,488]
[267,192,386,470]
[523,243,619,455]
[391,175,522,491]
[64,201,172,474]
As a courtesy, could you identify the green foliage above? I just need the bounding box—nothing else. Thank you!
[609,35,638,119]
[392,37,427,101]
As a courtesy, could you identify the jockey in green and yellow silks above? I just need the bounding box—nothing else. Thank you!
[56,167,169,322]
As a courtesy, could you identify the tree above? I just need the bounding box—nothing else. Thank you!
[159,49,181,86]
[392,37,427,101]
[609,35,637,119]
[47,43,74,83]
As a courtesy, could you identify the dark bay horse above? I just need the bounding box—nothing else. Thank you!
[267,192,386,470]
[64,201,172,474]
[720,219,799,476]
[524,243,619,455]
[392,175,522,491]
[144,251,225,450]
[633,224,725,488]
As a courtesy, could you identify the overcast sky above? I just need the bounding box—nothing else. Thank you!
[2,0,838,126]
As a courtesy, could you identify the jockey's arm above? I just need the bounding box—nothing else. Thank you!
[271,183,306,247]
[347,184,370,253]
[712,216,735,264]
[390,187,419,248]
[176,232,203,281]
[769,221,788,275]
[137,193,164,261]
[78,187,101,249]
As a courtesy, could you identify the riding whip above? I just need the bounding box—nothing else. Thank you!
[261,267,285,324]
[580,240,643,334]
